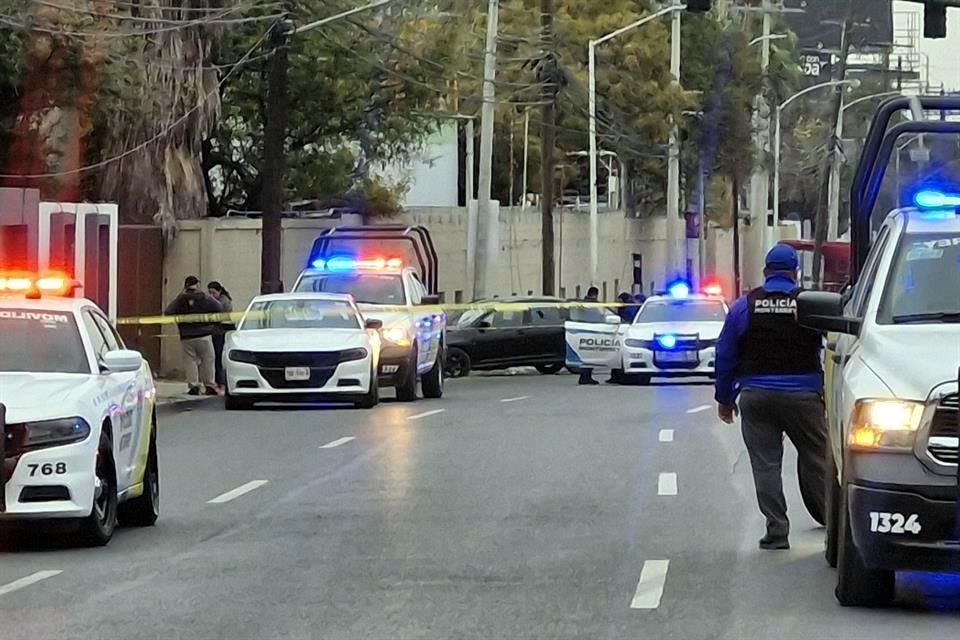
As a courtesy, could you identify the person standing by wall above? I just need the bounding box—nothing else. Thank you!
[165,276,222,395]
[207,281,235,390]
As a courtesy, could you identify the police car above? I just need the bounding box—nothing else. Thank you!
[223,292,383,410]
[0,273,158,546]
[292,256,444,401]
[798,190,960,606]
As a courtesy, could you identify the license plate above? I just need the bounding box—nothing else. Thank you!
[284,367,311,381]
[656,350,697,363]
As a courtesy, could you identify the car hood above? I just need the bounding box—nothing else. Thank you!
[0,373,97,422]
[857,324,960,400]
[625,321,724,341]
[228,329,367,352]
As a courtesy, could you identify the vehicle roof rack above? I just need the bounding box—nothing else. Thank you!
[309,225,439,293]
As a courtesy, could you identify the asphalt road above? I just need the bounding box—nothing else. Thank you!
[2,372,960,639]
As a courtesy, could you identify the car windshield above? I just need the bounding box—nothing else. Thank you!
[878,231,960,324]
[295,273,405,305]
[635,300,726,323]
[0,308,88,374]
[239,299,361,330]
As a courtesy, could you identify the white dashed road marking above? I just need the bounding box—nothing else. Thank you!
[319,437,355,449]
[0,571,62,597]
[408,409,445,420]
[658,429,674,442]
[658,472,678,496]
[630,560,670,609]
[686,404,711,414]
[501,396,529,403]
[208,480,269,504]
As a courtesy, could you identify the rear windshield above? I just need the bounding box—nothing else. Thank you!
[295,273,404,305]
[877,231,960,324]
[0,309,89,373]
[239,299,361,330]
[635,300,726,323]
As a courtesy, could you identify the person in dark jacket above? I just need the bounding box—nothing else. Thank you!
[714,244,826,551]
[207,281,235,389]
[578,286,600,385]
[165,276,222,395]
[617,291,639,323]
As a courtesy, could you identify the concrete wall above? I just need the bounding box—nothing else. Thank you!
[160,208,668,375]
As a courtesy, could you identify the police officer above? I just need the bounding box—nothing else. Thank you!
[714,244,826,550]
[578,286,600,385]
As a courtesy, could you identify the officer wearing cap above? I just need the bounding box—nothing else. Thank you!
[714,244,826,550]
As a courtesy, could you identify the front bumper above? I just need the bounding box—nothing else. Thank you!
[0,439,96,520]
[226,356,372,396]
[377,344,412,386]
[622,346,716,376]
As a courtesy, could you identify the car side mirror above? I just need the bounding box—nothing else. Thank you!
[477,320,492,329]
[797,291,861,335]
[421,295,441,305]
[102,349,143,373]
[604,314,622,325]
[364,318,383,330]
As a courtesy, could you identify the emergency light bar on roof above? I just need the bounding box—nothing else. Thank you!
[0,272,78,298]
[310,256,404,272]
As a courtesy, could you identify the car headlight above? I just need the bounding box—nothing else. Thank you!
[340,348,368,362]
[848,399,924,450]
[21,417,91,450]
[228,349,257,364]
[625,338,652,348]
[381,327,411,346]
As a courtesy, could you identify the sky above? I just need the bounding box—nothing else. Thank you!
[894,1,960,91]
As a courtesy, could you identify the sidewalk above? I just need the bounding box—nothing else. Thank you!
[155,380,222,409]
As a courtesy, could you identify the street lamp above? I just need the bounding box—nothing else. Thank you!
[772,78,860,233]
[748,33,787,47]
[588,2,686,285]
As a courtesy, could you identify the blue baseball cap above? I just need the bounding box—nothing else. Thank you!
[765,244,799,271]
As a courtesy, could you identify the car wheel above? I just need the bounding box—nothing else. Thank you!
[77,432,118,547]
[835,484,895,607]
[824,445,840,568]
[225,388,253,411]
[119,430,159,527]
[445,347,471,378]
[535,363,564,375]
[356,365,380,409]
[395,346,419,402]
[421,349,444,399]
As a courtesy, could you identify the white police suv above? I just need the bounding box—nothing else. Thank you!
[224,292,383,410]
[0,273,158,546]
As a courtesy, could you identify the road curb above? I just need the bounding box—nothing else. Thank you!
[156,396,221,414]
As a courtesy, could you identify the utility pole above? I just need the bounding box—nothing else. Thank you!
[745,0,772,291]
[472,0,500,300]
[812,0,854,289]
[665,0,683,284]
[540,0,556,295]
[260,10,292,294]
[732,175,741,296]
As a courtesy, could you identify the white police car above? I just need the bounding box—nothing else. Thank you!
[0,273,158,546]
[224,292,383,410]
[618,284,728,383]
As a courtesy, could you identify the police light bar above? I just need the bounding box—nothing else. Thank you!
[667,281,690,299]
[0,272,78,297]
[913,189,960,209]
[310,255,404,272]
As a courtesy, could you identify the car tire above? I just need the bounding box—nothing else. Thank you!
[76,432,118,547]
[395,347,419,402]
[356,366,380,409]
[444,347,471,378]
[119,430,159,527]
[535,363,564,375]
[824,445,840,568]
[421,348,444,399]
[835,485,895,607]
[225,388,253,411]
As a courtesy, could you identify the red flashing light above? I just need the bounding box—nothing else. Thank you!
[703,282,723,297]
[0,271,78,297]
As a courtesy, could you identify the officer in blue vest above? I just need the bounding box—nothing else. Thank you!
[714,244,826,550]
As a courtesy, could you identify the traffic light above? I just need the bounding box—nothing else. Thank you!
[686,0,712,12]
[924,2,947,38]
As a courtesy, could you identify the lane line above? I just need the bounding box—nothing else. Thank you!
[319,436,355,449]
[630,560,670,609]
[0,571,63,597]
[658,429,674,442]
[208,480,269,504]
[658,472,678,496]
[408,409,445,420]
[500,396,529,403]
[686,404,711,414]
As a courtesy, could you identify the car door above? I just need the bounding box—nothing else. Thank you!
[406,273,435,370]
[471,308,528,367]
[84,309,144,492]
[564,304,622,370]
[527,304,565,361]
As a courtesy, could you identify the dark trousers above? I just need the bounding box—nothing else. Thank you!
[212,330,227,386]
[578,368,594,383]
[739,389,827,537]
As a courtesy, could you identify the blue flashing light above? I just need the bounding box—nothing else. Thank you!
[311,258,326,270]
[667,281,690,299]
[657,334,677,350]
[324,255,357,272]
[914,190,960,209]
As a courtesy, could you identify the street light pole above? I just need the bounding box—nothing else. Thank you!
[745,0,773,291]
[472,0,500,300]
[666,0,683,282]
[588,3,686,286]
